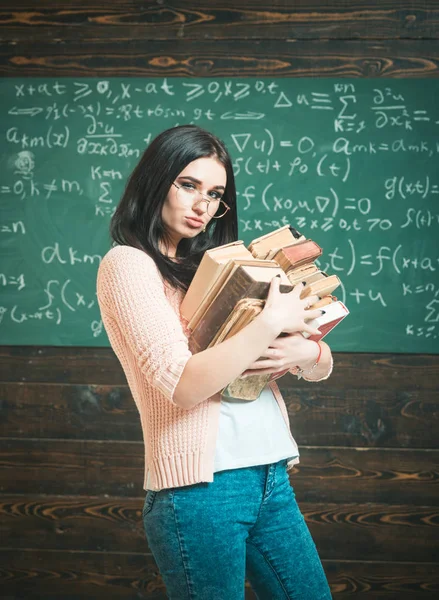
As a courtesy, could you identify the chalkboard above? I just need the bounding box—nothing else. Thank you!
[0,77,438,353]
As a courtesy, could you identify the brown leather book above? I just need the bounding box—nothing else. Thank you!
[272,240,323,274]
[209,298,264,348]
[189,263,292,354]
[188,258,281,331]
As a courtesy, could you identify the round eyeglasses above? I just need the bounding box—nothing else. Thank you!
[172,182,230,219]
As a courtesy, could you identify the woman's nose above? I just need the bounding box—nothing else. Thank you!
[192,197,208,214]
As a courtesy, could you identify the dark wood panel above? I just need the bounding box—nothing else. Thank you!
[284,387,439,449]
[0,439,437,504]
[1,550,438,599]
[0,382,141,442]
[1,1,438,41]
[1,495,437,562]
[0,549,167,600]
[302,503,439,563]
[1,381,437,449]
[326,561,439,598]
[292,447,439,505]
[0,39,438,77]
[1,346,438,390]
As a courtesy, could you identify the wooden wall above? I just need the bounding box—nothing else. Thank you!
[1,2,438,598]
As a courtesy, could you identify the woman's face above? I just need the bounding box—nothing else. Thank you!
[161,156,227,256]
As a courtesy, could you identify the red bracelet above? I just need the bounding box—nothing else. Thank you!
[313,340,322,365]
[294,341,322,379]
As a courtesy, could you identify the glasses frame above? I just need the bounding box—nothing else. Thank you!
[172,181,231,219]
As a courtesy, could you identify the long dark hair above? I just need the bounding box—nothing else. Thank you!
[110,125,238,291]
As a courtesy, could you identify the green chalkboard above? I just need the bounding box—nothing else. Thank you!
[0,77,438,353]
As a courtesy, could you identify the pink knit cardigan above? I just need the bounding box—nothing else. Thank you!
[97,245,300,491]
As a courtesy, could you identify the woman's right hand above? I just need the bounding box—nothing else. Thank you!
[261,275,323,336]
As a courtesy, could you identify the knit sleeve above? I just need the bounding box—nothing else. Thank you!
[96,246,192,404]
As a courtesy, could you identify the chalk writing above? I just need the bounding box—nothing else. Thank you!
[1,77,438,351]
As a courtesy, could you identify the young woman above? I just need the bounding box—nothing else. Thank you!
[96,125,333,599]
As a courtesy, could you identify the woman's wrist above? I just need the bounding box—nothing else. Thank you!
[294,341,322,379]
[302,341,333,381]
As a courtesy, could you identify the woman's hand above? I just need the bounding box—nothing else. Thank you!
[241,332,320,377]
[261,276,323,337]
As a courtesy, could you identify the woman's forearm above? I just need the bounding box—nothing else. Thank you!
[174,312,282,410]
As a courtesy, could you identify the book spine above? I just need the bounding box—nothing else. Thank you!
[181,253,221,321]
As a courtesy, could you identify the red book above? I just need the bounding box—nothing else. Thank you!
[302,300,349,342]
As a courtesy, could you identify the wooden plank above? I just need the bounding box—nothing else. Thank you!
[0,439,437,504]
[0,39,438,77]
[0,549,167,600]
[1,346,438,390]
[1,494,437,562]
[283,387,439,449]
[1,381,437,449]
[0,1,438,41]
[326,560,439,598]
[291,447,439,505]
[0,550,438,599]
[0,382,142,442]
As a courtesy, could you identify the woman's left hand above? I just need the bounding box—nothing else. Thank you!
[240,332,320,377]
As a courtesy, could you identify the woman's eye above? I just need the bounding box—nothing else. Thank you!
[209,191,222,200]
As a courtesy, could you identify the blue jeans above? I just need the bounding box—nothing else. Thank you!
[142,459,332,600]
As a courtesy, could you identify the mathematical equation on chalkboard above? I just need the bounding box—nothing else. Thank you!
[0,78,438,352]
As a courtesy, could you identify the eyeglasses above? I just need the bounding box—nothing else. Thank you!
[172,181,230,219]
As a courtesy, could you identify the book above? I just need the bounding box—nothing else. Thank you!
[249,225,305,259]
[301,273,341,299]
[302,300,349,342]
[188,262,292,354]
[209,298,265,348]
[202,297,275,401]
[180,240,253,322]
[188,257,282,332]
[307,294,337,310]
[271,239,323,275]
[285,263,320,284]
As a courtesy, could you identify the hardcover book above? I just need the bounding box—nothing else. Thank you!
[272,240,323,274]
[181,240,253,322]
[302,300,349,342]
[188,262,292,354]
[249,225,305,259]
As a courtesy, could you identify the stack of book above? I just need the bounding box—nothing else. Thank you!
[181,225,349,400]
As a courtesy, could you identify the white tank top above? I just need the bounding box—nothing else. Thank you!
[145,385,299,490]
[213,385,299,473]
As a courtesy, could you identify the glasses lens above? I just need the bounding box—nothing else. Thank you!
[207,200,228,218]
[176,185,228,218]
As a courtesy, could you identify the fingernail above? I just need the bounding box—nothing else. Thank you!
[321,310,326,314]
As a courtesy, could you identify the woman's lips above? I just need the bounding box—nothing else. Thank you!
[185,217,204,228]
